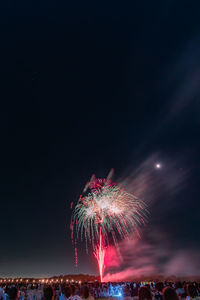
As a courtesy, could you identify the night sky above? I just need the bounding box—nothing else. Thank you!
[0,1,200,278]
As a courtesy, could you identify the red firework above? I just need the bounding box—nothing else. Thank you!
[71,169,147,282]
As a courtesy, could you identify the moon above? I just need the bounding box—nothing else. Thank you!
[155,163,161,169]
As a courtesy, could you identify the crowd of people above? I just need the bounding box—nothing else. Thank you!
[0,280,200,300]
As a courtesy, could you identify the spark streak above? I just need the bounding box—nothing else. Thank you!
[94,227,105,283]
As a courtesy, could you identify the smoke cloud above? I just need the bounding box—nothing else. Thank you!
[103,154,200,281]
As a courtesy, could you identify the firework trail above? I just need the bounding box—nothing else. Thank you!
[71,169,147,281]
[93,227,105,282]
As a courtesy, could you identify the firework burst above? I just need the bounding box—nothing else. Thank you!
[71,169,147,281]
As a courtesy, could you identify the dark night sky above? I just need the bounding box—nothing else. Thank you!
[0,1,200,277]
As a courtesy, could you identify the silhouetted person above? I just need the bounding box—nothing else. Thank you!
[163,287,179,300]
[3,287,10,300]
[81,286,94,300]
[154,282,164,300]
[8,287,19,300]
[176,281,185,298]
[71,285,82,300]
[43,286,54,300]
[186,284,200,300]
[64,286,72,299]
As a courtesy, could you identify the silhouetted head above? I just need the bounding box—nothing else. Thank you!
[163,287,179,300]
[176,281,182,289]
[71,285,75,296]
[43,286,54,300]
[82,286,89,299]
[138,286,152,300]
[155,282,164,292]
[64,286,72,298]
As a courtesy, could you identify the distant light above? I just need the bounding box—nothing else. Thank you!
[112,293,122,297]
[155,163,161,169]
[118,293,122,297]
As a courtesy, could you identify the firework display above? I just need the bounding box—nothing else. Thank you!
[71,170,147,282]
